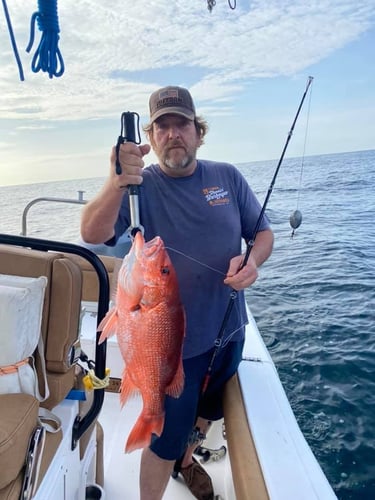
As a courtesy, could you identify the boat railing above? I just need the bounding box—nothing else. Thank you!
[0,233,109,450]
[21,191,87,236]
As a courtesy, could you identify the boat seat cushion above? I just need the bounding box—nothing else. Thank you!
[0,471,23,500]
[67,253,121,303]
[0,393,63,499]
[0,275,47,399]
[44,258,82,373]
[0,394,39,490]
[0,245,82,409]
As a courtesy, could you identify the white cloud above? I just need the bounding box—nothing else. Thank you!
[0,0,374,122]
[1,0,374,186]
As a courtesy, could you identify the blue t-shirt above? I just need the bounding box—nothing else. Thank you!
[108,159,270,359]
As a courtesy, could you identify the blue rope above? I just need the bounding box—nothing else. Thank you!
[26,0,65,79]
[1,0,25,81]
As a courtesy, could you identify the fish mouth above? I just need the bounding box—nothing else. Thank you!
[143,236,163,257]
[134,233,168,266]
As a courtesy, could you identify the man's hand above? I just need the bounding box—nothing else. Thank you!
[110,142,151,190]
[223,254,258,291]
[224,230,274,290]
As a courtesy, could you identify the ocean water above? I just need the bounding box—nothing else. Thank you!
[1,149,374,499]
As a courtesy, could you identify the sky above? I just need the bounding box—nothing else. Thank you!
[0,0,374,186]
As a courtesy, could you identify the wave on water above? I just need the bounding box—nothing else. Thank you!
[1,150,375,499]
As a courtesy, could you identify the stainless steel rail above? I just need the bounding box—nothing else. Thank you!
[21,191,87,236]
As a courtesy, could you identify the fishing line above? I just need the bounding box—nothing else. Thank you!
[165,246,226,277]
[290,82,313,237]
[220,322,247,349]
[165,246,246,345]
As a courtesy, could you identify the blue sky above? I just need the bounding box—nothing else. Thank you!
[0,0,374,185]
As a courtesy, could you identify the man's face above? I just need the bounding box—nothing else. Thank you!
[150,114,201,177]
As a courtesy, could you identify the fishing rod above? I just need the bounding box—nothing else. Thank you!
[202,76,314,393]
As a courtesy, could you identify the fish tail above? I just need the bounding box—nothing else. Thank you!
[165,357,184,398]
[125,413,164,453]
[97,308,118,343]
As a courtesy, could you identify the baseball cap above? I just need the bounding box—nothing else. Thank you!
[149,86,196,123]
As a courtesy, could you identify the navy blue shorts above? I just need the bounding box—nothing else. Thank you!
[149,340,244,460]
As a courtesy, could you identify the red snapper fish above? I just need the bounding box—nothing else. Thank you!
[98,231,185,453]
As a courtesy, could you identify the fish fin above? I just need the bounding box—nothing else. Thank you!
[125,413,164,453]
[97,308,118,343]
[120,370,139,406]
[165,357,184,398]
[110,257,122,302]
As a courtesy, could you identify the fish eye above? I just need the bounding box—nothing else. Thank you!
[161,267,170,275]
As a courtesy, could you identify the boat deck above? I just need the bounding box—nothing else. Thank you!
[81,303,337,500]
[99,392,232,499]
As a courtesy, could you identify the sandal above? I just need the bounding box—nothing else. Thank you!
[179,457,214,500]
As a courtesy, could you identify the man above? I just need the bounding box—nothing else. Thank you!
[81,86,274,500]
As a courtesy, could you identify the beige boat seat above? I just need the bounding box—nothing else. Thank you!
[67,252,121,303]
[0,394,39,499]
[0,245,82,409]
[0,244,116,500]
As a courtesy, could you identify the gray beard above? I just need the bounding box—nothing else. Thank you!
[163,152,193,171]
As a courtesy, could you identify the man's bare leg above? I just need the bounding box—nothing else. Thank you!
[140,447,174,500]
[181,417,211,467]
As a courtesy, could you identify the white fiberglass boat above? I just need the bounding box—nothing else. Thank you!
[0,232,337,500]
